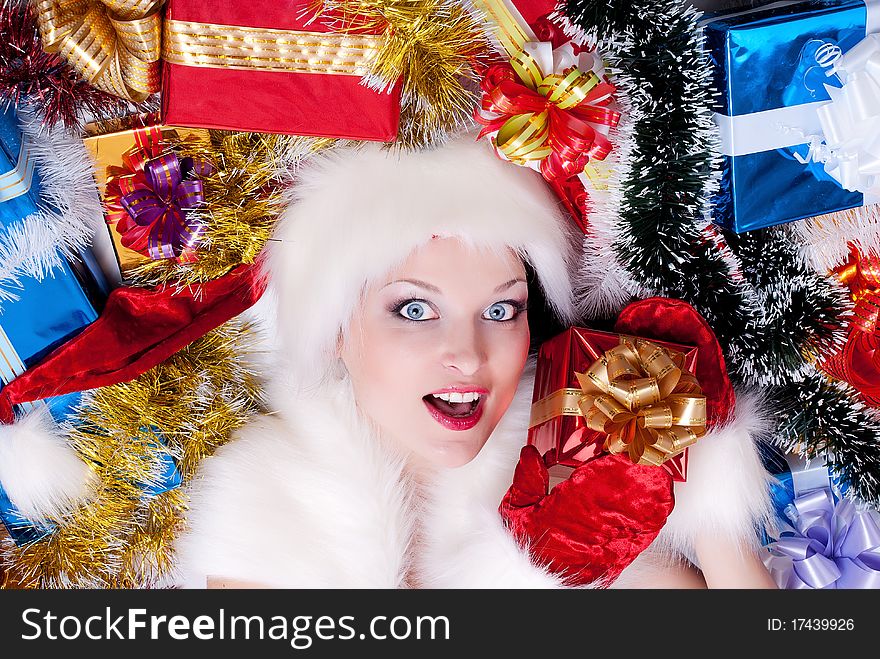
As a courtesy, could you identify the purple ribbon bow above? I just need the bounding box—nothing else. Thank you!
[767,487,880,589]
[120,153,213,260]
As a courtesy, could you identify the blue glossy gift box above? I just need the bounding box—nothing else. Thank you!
[0,108,182,546]
[703,0,878,232]
[0,106,105,420]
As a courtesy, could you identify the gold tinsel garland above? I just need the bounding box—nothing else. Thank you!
[321,0,491,148]
[0,320,263,588]
[128,130,334,289]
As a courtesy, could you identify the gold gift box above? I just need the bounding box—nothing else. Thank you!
[83,113,211,279]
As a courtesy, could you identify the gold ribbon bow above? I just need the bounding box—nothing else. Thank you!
[575,339,706,467]
[35,0,164,103]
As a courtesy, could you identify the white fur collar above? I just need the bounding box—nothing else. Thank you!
[171,363,563,588]
[170,361,772,589]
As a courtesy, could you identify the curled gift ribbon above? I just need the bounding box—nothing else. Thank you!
[574,339,706,467]
[765,486,880,589]
[807,33,880,194]
[476,41,620,183]
[105,126,211,262]
[35,0,164,103]
[821,244,880,406]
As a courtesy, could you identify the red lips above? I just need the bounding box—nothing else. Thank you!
[423,396,485,431]
[423,387,487,431]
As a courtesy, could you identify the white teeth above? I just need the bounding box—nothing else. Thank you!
[432,392,481,404]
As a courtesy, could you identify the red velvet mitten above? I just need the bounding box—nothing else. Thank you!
[500,445,675,586]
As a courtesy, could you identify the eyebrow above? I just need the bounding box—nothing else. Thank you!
[383,278,442,293]
[382,277,526,294]
[494,277,527,293]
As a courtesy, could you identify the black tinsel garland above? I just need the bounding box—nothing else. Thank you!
[561,0,880,503]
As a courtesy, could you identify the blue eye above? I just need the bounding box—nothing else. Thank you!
[483,302,522,322]
[395,300,437,321]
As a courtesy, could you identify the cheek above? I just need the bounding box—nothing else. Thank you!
[487,324,531,396]
[342,323,432,414]
[353,327,431,381]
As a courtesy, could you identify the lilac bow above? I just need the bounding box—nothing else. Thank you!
[119,153,213,260]
[766,487,880,589]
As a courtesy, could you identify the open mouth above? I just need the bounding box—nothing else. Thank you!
[422,390,486,431]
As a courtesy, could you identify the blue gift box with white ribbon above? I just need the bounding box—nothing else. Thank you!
[1,106,106,544]
[0,105,104,420]
[1,107,184,546]
[703,0,880,232]
[0,107,183,546]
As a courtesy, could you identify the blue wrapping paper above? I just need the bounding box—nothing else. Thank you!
[703,0,874,232]
[139,431,183,498]
[0,106,43,216]
[1,107,104,544]
[1,106,102,421]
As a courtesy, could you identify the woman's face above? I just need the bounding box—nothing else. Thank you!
[340,237,531,469]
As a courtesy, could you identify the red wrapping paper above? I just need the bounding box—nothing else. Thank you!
[528,327,698,482]
[160,1,401,139]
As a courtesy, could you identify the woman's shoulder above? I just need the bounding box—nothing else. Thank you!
[170,392,411,588]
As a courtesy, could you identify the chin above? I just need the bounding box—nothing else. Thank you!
[427,452,480,469]
[422,435,489,469]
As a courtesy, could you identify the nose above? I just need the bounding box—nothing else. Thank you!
[441,322,487,377]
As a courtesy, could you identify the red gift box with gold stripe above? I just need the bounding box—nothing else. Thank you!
[160,0,401,139]
[529,327,703,483]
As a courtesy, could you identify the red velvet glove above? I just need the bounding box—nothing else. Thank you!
[500,445,675,586]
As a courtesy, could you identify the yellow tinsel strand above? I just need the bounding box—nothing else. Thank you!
[319,0,491,148]
[0,320,263,588]
[114,489,185,588]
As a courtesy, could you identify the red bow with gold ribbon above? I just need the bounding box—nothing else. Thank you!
[823,245,880,406]
[575,339,707,466]
[475,46,620,183]
[104,124,205,264]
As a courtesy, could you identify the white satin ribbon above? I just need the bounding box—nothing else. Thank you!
[0,325,38,414]
[714,102,827,155]
[815,33,880,194]
[0,138,35,203]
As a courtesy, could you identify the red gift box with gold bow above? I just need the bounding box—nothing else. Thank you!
[528,327,705,482]
[160,0,401,138]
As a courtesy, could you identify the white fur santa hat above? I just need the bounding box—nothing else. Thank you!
[266,135,581,387]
